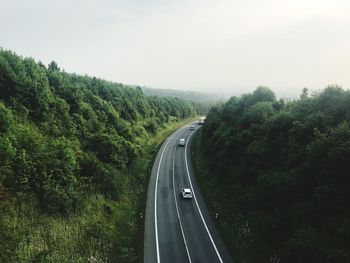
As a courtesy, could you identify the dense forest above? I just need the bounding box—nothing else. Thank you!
[0,49,207,262]
[193,86,350,262]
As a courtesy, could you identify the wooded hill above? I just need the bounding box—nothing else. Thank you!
[196,86,350,262]
[142,86,225,103]
[0,49,208,262]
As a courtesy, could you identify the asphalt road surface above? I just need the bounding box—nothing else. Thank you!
[144,121,233,263]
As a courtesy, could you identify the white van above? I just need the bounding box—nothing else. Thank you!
[178,138,186,146]
[198,116,206,125]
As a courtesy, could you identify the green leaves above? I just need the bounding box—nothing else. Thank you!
[0,47,209,219]
[0,103,14,133]
[87,132,135,169]
[0,48,210,262]
[199,86,350,262]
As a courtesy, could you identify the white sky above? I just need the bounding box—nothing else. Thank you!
[1,0,349,97]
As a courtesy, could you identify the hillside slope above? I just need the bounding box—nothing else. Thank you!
[0,49,207,262]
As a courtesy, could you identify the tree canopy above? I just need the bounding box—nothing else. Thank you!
[0,49,208,214]
[198,86,350,262]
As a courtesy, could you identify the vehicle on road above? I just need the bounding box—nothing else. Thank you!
[182,188,193,199]
[178,138,186,146]
[198,116,206,125]
[190,125,195,130]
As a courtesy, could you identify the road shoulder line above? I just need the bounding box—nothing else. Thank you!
[154,134,175,263]
[185,130,224,263]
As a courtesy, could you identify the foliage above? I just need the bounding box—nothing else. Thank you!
[196,86,350,262]
[0,48,207,262]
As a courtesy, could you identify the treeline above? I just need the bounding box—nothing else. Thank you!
[197,86,350,262]
[0,49,207,262]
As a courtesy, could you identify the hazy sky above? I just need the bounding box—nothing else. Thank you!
[1,0,349,97]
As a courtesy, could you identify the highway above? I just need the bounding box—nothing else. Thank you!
[144,121,233,263]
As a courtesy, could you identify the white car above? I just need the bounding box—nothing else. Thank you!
[190,126,195,130]
[178,138,186,146]
[182,188,193,199]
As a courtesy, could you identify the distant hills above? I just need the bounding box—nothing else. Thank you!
[141,87,226,103]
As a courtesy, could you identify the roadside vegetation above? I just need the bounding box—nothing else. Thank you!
[192,86,350,263]
[0,49,207,262]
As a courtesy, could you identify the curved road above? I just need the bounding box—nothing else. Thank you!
[144,121,233,263]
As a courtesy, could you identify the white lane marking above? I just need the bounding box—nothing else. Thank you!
[154,134,174,262]
[172,147,193,263]
[154,129,181,263]
[185,130,224,263]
